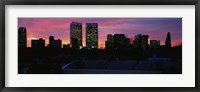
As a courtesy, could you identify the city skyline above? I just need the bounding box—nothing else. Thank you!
[18,18,182,48]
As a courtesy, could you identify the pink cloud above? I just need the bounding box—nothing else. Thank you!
[18,18,182,48]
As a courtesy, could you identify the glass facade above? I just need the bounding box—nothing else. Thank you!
[86,23,98,49]
[70,22,82,49]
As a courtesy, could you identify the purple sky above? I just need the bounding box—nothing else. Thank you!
[18,18,182,48]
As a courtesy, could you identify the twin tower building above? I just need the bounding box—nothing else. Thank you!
[70,22,98,49]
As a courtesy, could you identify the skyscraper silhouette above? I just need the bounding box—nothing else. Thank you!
[31,38,45,48]
[113,34,130,49]
[86,23,98,49]
[141,35,150,49]
[70,22,82,49]
[105,34,114,49]
[165,32,171,48]
[134,34,143,48]
[49,36,54,46]
[18,27,27,48]
[48,36,62,48]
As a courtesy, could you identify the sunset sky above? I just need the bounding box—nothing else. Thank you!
[18,18,182,49]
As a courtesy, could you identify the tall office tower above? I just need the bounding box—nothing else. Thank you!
[70,22,82,49]
[133,34,143,48]
[105,34,114,49]
[86,23,98,49]
[165,32,171,48]
[18,27,27,48]
[49,36,54,46]
[31,38,45,48]
[142,35,150,49]
[150,40,160,48]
